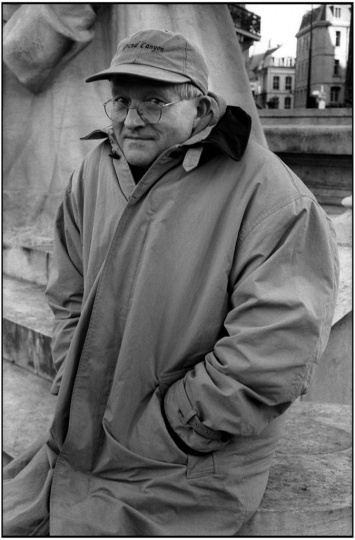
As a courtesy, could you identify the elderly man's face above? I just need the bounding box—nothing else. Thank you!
[110,78,200,168]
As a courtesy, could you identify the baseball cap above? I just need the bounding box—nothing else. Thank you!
[86,29,209,95]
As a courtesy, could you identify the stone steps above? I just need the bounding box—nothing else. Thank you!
[3,359,57,460]
[3,243,56,463]
[3,240,53,287]
[3,275,55,381]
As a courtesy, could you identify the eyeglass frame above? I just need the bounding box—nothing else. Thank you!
[103,98,183,124]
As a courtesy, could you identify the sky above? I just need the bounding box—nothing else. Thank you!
[245,3,319,54]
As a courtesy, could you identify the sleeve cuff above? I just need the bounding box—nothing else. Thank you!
[164,378,230,453]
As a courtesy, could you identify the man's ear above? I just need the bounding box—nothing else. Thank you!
[193,96,212,128]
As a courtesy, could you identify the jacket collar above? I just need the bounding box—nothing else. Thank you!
[81,105,252,164]
[201,106,251,161]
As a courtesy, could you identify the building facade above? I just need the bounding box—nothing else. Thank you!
[249,43,296,109]
[228,4,261,65]
[294,4,351,108]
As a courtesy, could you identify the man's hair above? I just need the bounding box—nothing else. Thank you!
[109,77,205,100]
[171,83,204,100]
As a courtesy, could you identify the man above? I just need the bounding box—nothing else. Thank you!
[4,29,338,536]
[3,4,265,241]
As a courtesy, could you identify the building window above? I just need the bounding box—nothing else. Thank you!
[268,96,279,109]
[285,76,292,90]
[334,59,340,75]
[334,7,341,17]
[284,97,292,109]
[336,31,341,46]
[273,76,280,90]
[330,86,340,102]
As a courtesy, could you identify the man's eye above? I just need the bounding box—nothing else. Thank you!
[146,98,164,105]
[114,98,129,105]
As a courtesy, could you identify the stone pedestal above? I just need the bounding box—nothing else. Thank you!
[238,401,352,536]
[261,119,352,208]
[302,197,352,405]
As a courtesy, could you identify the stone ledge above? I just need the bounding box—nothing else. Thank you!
[264,125,352,155]
[333,246,352,325]
[3,243,53,287]
[302,311,352,405]
[238,401,352,536]
[3,276,55,380]
[259,108,352,126]
[273,152,352,206]
[3,276,53,336]
[2,359,56,459]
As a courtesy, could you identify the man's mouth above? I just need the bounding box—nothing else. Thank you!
[124,135,153,141]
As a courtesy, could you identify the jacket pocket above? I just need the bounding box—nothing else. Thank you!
[158,369,187,396]
[158,370,215,479]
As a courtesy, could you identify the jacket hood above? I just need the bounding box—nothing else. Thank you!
[202,102,252,161]
[82,92,252,163]
[177,91,252,163]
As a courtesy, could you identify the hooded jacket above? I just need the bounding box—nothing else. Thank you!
[3,95,338,536]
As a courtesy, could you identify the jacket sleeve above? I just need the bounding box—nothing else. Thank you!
[164,195,339,453]
[45,181,84,395]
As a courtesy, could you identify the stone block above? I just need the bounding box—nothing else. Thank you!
[3,243,53,287]
[263,125,352,155]
[259,108,352,126]
[261,124,352,207]
[332,245,352,325]
[301,201,352,405]
[238,401,352,536]
[333,207,352,247]
[3,276,55,381]
[278,153,352,206]
[303,312,352,405]
[2,360,56,459]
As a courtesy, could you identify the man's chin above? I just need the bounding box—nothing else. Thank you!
[125,151,156,168]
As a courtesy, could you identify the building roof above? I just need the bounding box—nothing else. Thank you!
[249,40,295,74]
[297,4,327,33]
[272,41,296,58]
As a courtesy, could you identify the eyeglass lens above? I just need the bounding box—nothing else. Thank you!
[105,101,162,124]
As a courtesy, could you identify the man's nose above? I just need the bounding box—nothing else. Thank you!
[124,107,146,128]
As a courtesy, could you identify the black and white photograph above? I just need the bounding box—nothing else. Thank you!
[2,2,352,537]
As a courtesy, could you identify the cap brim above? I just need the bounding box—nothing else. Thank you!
[86,64,191,84]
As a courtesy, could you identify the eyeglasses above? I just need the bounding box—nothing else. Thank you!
[103,99,182,124]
